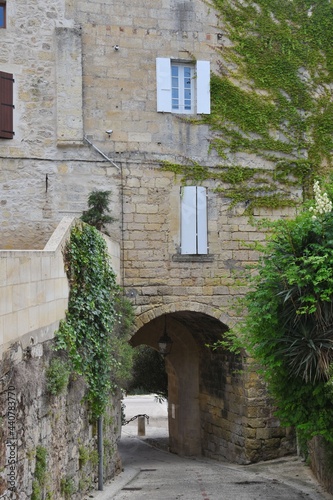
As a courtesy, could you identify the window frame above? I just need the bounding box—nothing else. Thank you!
[0,2,6,29]
[171,63,194,114]
[156,58,210,115]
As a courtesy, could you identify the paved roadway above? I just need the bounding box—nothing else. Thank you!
[90,395,333,500]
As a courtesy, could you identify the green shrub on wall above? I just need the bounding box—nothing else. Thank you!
[31,446,49,500]
[55,222,133,418]
[46,358,70,396]
[221,181,333,442]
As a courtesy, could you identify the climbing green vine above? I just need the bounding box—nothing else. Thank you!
[55,222,133,418]
[164,0,333,210]
[219,181,333,442]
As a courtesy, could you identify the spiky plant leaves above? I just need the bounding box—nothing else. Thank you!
[81,190,116,235]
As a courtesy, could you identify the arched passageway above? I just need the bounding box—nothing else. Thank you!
[130,310,296,464]
[131,311,229,458]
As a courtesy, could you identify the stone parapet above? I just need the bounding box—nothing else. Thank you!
[0,217,120,359]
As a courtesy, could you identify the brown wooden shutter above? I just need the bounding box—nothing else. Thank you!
[0,71,14,139]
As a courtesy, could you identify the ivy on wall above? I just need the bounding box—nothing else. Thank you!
[55,223,133,418]
[165,0,333,211]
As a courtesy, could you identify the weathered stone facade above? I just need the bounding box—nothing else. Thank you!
[200,351,295,463]
[1,0,301,495]
[0,340,122,499]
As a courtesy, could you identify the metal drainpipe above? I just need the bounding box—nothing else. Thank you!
[98,416,103,490]
[83,135,125,288]
[84,136,120,170]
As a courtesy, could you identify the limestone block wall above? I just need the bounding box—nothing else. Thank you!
[0,0,224,250]
[0,157,121,250]
[0,0,121,249]
[77,0,218,159]
[121,162,296,324]
[0,216,121,359]
[199,349,296,464]
[0,0,299,252]
[0,0,75,159]
[309,437,333,495]
[123,162,297,464]
[0,217,74,360]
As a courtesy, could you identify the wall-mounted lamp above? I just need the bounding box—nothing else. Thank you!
[114,45,119,51]
[105,129,113,137]
[158,315,173,357]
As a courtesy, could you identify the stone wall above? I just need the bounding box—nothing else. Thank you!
[0,218,123,497]
[199,343,296,464]
[0,158,121,250]
[0,339,122,498]
[0,217,72,358]
[121,162,294,325]
[309,437,333,495]
[0,216,120,358]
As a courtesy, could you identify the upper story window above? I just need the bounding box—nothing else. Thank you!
[180,186,208,255]
[156,58,210,115]
[0,71,15,139]
[171,64,194,113]
[0,2,6,28]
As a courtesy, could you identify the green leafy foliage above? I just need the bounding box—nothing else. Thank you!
[55,223,134,418]
[208,0,333,167]
[126,346,168,400]
[60,477,75,499]
[46,357,70,396]
[31,446,48,500]
[224,188,333,442]
[34,447,47,486]
[81,190,116,235]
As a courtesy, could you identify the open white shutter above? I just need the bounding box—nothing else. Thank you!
[196,61,210,114]
[197,187,208,254]
[156,57,172,112]
[181,186,197,254]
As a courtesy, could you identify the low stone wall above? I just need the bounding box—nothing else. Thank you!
[0,217,121,360]
[0,339,122,498]
[0,217,74,360]
[309,436,333,495]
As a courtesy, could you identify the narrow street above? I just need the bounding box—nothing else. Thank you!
[91,396,332,500]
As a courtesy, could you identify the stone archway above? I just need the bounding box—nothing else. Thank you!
[130,310,229,457]
[131,308,296,464]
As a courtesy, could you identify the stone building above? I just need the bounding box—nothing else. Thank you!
[0,0,297,496]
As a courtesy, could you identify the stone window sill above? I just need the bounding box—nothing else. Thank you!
[172,254,214,263]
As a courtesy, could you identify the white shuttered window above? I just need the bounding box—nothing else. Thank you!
[156,58,210,115]
[180,186,208,255]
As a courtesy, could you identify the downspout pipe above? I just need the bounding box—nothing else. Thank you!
[83,135,125,288]
[84,135,120,170]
